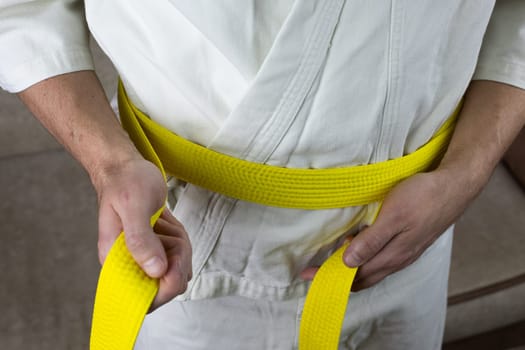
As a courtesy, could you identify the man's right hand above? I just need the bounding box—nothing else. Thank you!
[18,71,192,309]
[94,157,193,310]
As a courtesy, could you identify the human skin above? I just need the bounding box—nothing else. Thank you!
[18,70,191,311]
[18,71,525,305]
[301,80,525,290]
[504,127,525,186]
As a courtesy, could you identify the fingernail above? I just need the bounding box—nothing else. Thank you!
[143,256,164,277]
[344,251,361,267]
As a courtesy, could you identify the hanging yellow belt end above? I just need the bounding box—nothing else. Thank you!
[299,242,357,350]
[90,205,165,350]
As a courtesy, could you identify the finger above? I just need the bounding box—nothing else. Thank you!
[355,236,413,278]
[343,209,403,267]
[300,237,353,281]
[159,207,181,226]
[343,224,398,268]
[154,217,183,237]
[157,209,190,241]
[352,270,391,291]
[117,199,168,278]
[150,259,187,312]
[299,267,319,281]
[352,250,399,291]
[351,232,423,291]
[155,218,193,281]
[97,201,122,265]
[149,234,192,312]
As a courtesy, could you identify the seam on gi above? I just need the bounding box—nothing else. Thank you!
[372,0,404,163]
[247,0,346,164]
[294,297,306,350]
[182,193,238,300]
[0,48,94,93]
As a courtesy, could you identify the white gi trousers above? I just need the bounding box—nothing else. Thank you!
[134,227,453,350]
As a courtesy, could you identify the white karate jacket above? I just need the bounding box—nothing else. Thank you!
[1,0,524,301]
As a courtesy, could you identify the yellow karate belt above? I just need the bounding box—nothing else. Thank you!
[89,81,460,350]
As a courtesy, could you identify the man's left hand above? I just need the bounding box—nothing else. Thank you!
[342,170,470,291]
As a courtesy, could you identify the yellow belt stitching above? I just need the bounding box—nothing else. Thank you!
[89,81,460,349]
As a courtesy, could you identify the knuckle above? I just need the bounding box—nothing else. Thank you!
[174,221,186,231]
[169,276,188,296]
[177,280,188,295]
[184,241,193,256]
[404,247,420,266]
[359,234,382,255]
[394,247,418,269]
[389,206,411,227]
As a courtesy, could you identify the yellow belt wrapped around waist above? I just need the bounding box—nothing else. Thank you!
[89,81,459,349]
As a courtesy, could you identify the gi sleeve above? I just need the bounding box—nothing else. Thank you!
[0,0,94,93]
[473,0,525,90]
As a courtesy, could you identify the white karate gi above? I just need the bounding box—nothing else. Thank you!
[1,1,525,349]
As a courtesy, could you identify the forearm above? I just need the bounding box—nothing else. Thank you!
[18,70,191,287]
[18,70,141,188]
[342,80,525,283]
[436,80,525,198]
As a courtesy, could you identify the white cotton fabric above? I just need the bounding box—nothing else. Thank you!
[1,1,525,348]
[135,228,453,350]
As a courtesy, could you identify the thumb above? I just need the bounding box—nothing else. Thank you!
[119,201,168,278]
[343,218,397,268]
[97,201,123,265]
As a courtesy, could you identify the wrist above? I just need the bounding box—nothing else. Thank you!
[87,143,144,193]
[430,80,525,202]
[433,158,491,205]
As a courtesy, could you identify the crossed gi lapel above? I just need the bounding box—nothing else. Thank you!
[208,0,346,164]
